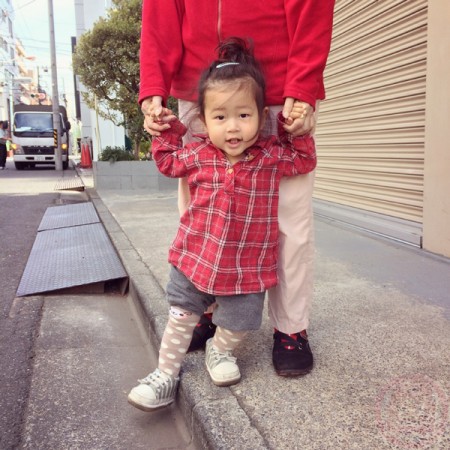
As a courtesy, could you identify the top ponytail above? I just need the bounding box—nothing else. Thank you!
[197,37,266,117]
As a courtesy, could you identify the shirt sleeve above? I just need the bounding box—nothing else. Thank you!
[139,0,185,104]
[283,0,335,106]
[151,118,190,177]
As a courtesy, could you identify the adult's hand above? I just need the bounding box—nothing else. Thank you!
[282,97,315,137]
[141,96,171,136]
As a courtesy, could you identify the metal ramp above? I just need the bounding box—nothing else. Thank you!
[54,176,85,192]
[17,203,128,297]
[38,202,99,231]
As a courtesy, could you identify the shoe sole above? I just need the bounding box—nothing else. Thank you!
[127,395,174,412]
[274,366,313,377]
[207,370,241,386]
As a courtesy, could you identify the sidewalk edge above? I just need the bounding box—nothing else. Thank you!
[85,187,269,450]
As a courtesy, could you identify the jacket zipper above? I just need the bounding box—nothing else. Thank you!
[217,0,222,43]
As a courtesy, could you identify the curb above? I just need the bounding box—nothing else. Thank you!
[84,186,269,450]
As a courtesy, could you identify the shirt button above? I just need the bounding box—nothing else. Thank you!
[227,168,234,174]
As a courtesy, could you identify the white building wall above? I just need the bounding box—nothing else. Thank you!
[73,0,125,160]
[0,0,16,125]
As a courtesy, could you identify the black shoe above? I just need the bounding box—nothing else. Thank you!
[272,330,313,376]
[187,314,216,353]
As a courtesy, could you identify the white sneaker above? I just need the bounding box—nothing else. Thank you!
[205,338,241,386]
[128,368,179,411]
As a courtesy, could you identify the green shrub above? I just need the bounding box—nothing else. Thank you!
[140,139,150,152]
[99,146,136,162]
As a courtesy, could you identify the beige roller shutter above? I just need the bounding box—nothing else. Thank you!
[315,0,428,225]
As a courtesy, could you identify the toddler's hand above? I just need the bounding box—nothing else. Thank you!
[282,98,315,136]
[141,96,174,136]
[289,101,307,121]
[155,108,177,125]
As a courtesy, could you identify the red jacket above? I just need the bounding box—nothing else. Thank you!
[140,0,335,107]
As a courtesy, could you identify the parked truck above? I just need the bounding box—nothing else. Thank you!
[11,104,71,170]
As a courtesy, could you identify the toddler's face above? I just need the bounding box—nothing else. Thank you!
[203,82,265,165]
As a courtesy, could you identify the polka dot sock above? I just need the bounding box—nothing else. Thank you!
[158,307,200,378]
[212,326,247,353]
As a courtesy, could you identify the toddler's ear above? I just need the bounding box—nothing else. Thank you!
[260,107,269,130]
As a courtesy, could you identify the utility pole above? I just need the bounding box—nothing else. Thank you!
[48,0,62,171]
[6,68,14,129]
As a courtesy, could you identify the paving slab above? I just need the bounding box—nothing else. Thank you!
[76,162,450,450]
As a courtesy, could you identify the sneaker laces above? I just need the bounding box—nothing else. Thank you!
[138,369,172,390]
[208,345,237,369]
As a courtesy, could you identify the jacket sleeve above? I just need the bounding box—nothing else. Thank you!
[283,0,335,107]
[276,113,317,175]
[139,0,185,104]
[151,119,190,177]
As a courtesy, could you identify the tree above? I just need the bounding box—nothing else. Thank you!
[73,0,144,156]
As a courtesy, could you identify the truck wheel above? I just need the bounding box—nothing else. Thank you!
[15,162,25,170]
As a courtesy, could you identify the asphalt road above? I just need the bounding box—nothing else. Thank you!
[0,162,62,449]
[0,159,196,450]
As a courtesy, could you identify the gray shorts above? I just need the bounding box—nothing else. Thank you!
[166,266,265,331]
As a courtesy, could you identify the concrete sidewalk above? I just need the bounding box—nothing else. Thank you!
[78,165,450,450]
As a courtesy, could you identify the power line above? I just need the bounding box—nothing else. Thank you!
[12,0,38,12]
[17,37,73,47]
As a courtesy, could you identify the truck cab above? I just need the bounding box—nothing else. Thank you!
[11,105,71,170]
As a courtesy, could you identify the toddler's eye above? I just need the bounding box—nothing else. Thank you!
[215,115,225,120]
[240,113,250,118]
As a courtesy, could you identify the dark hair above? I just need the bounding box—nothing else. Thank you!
[197,37,266,118]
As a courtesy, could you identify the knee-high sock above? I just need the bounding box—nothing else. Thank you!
[212,326,247,353]
[159,307,200,378]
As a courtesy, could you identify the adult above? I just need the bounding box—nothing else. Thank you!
[139,0,335,376]
[0,120,9,170]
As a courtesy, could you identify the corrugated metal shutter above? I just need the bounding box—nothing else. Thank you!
[315,0,428,224]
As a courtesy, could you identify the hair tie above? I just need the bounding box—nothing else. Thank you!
[216,62,240,69]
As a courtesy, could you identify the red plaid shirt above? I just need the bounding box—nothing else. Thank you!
[152,113,316,295]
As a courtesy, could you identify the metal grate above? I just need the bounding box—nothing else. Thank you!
[17,202,128,297]
[38,203,99,231]
[54,177,85,192]
[17,223,128,297]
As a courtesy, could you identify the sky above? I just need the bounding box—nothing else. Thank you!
[12,0,77,115]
